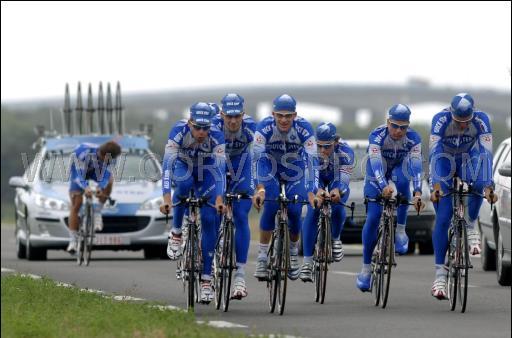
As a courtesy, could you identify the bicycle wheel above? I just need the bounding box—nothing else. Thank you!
[380,218,394,308]
[372,223,385,306]
[214,227,224,310]
[222,221,234,312]
[459,222,469,313]
[186,222,195,311]
[277,221,289,315]
[76,231,84,266]
[319,217,330,304]
[84,207,94,266]
[447,227,459,311]
[268,230,278,313]
[314,221,323,303]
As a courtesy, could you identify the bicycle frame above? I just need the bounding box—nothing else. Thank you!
[366,194,413,308]
[174,190,208,312]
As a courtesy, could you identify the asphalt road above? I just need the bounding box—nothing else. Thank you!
[2,225,510,338]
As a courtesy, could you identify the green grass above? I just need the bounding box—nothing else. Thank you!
[1,274,246,338]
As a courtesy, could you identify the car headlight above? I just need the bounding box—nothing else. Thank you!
[34,194,69,211]
[140,196,163,210]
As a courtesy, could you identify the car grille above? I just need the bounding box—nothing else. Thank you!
[65,216,151,233]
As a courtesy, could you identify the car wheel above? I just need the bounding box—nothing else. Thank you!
[480,230,496,271]
[418,241,434,255]
[26,234,47,261]
[495,223,511,286]
[16,232,27,259]
[144,246,167,259]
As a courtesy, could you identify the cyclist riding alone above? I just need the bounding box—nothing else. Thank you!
[356,104,425,292]
[429,93,498,300]
[67,141,122,254]
[160,102,226,304]
[299,122,355,282]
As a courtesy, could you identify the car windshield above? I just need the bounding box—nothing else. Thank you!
[39,148,161,184]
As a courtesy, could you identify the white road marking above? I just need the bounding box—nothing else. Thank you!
[1,267,15,273]
[112,295,145,301]
[150,304,184,312]
[332,271,358,276]
[197,320,248,329]
[20,273,42,279]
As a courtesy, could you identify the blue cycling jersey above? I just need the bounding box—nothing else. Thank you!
[211,114,256,159]
[252,116,319,192]
[318,139,355,194]
[429,109,493,187]
[367,124,423,193]
[70,143,112,190]
[162,119,226,196]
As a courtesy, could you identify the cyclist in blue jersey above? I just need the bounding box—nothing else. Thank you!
[252,94,319,281]
[299,123,355,282]
[211,93,256,299]
[356,104,425,292]
[67,141,122,254]
[160,102,226,304]
[429,93,497,299]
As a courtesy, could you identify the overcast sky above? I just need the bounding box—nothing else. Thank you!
[1,1,510,102]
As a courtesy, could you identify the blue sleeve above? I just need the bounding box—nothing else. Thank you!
[162,123,182,195]
[97,169,112,190]
[429,112,449,188]
[252,119,271,187]
[474,112,494,187]
[210,128,226,197]
[298,119,319,194]
[70,144,90,190]
[368,129,388,191]
[336,143,355,194]
[408,131,423,194]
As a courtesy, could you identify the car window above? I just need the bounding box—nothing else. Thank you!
[494,144,510,176]
[493,143,509,175]
[501,149,511,170]
[39,148,161,183]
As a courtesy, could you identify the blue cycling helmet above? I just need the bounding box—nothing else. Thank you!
[388,104,411,122]
[208,102,220,115]
[190,102,213,125]
[273,94,296,113]
[221,93,244,115]
[450,93,474,122]
[316,122,337,142]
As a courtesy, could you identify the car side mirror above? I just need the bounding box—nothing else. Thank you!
[498,166,511,177]
[9,176,29,190]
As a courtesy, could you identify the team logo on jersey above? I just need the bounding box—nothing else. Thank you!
[256,135,264,143]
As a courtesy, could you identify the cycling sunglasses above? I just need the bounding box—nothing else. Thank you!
[190,122,211,131]
[389,121,409,131]
[317,142,335,149]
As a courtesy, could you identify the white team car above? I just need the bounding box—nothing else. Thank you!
[9,135,170,260]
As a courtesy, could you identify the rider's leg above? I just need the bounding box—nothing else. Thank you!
[330,185,350,240]
[171,160,194,234]
[68,190,83,252]
[361,181,383,266]
[230,156,254,278]
[431,155,454,276]
[394,165,412,254]
[463,149,487,254]
[302,205,319,261]
[258,176,279,259]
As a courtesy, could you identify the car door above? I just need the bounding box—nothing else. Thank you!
[479,141,510,237]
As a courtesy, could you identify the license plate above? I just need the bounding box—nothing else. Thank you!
[94,235,130,246]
